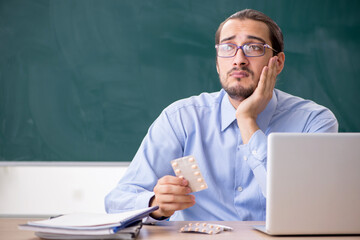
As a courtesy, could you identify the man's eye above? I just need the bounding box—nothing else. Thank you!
[248,44,262,51]
[220,44,234,51]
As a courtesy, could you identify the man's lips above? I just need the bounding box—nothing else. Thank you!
[230,70,249,78]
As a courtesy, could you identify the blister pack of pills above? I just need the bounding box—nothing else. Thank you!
[171,156,208,192]
[179,222,233,235]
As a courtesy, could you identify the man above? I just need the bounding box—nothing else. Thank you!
[105,9,338,222]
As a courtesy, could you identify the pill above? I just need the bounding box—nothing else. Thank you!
[170,156,208,192]
[179,222,232,235]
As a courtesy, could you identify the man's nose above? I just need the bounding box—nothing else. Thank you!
[233,47,249,66]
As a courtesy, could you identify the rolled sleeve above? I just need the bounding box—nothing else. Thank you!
[136,191,155,210]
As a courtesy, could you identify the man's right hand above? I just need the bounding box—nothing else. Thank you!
[149,175,195,219]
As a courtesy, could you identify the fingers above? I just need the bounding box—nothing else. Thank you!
[155,197,195,212]
[267,56,278,89]
[158,175,188,186]
[257,56,278,98]
[154,175,192,197]
[155,175,190,194]
[151,175,196,218]
[257,66,268,92]
[157,193,194,203]
[154,182,191,195]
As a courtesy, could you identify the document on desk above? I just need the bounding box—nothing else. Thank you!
[22,221,142,239]
[18,206,158,239]
[26,206,158,230]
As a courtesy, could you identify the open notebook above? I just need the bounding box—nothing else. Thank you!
[19,206,158,239]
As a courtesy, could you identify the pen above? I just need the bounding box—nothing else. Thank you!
[111,226,120,233]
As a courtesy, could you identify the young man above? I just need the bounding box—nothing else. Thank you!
[105,9,338,221]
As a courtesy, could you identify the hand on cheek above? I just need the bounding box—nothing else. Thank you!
[235,56,279,144]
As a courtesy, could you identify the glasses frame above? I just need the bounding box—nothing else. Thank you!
[215,42,278,58]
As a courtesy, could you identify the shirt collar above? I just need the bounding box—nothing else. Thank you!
[220,89,277,132]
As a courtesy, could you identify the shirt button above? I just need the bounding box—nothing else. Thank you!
[252,150,257,155]
[237,186,243,192]
[243,156,248,161]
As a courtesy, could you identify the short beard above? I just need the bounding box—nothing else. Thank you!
[222,83,255,101]
[220,66,255,101]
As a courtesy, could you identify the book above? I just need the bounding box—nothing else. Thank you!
[33,221,142,240]
[18,206,158,239]
[34,221,142,240]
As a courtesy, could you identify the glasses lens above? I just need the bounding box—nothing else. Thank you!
[217,43,236,57]
[243,43,264,56]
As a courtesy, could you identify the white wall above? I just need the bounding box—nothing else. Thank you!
[0,164,128,217]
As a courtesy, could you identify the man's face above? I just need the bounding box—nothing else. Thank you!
[216,19,274,101]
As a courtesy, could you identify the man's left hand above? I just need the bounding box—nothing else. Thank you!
[235,56,278,143]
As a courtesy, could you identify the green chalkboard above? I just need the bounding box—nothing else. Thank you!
[1,0,359,162]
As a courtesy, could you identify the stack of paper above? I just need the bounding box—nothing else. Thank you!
[19,206,158,240]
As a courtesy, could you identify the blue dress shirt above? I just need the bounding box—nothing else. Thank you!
[105,88,338,221]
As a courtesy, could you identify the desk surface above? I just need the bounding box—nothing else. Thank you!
[1,218,360,240]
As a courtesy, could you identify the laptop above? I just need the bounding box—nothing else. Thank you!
[254,133,360,235]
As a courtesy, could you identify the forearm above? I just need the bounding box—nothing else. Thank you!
[105,109,186,220]
[237,117,260,144]
[105,183,155,213]
[238,130,268,197]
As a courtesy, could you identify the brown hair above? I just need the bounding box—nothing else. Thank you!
[215,9,284,55]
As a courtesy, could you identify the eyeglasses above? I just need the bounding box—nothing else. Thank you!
[215,42,278,58]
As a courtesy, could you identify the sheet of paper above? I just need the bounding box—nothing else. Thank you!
[27,206,157,229]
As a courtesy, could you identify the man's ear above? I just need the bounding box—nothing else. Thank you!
[276,52,285,75]
[216,61,220,74]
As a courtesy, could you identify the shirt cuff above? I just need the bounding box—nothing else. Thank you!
[238,129,268,196]
[239,129,267,170]
[135,190,155,209]
[142,215,170,224]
